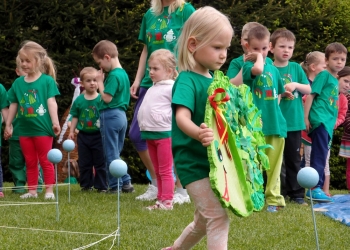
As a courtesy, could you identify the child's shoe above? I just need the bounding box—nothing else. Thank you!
[136,184,157,201]
[0,192,4,198]
[146,201,173,211]
[122,183,135,193]
[20,193,38,199]
[81,187,93,192]
[173,192,191,204]
[45,193,55,200]
[290,197,308,206]
[267,205,283,212]
[306,187,333,203]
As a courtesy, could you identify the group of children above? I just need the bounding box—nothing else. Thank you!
[1,4,350,250]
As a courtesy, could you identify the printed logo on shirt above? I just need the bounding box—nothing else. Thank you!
[19,89,45,118]
[281,73,297,101]
[255,72,278,101]
[147,15,176,45]
[80,105,98,130]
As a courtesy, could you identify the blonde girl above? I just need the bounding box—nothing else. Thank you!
[162,6,233,250]
[137,49,178,210]
[130,0,195,202]
[5,41,61,199]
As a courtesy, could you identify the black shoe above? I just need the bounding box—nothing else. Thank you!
[108,188,120,194]
[97,189,107,193]
[81,187,93,192]
[122,183,135,193]
[290,197,308,206]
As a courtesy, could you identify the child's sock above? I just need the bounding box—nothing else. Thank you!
[151,179,157,187]
[176,187,188,196]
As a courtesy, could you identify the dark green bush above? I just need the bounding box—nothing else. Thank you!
[1,0,350,187]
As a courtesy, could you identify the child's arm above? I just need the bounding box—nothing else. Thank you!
[47,97,61,136]
[4,103,17,139]
[284,82,311,95]
[96,69,113,104]
[250,53,264,76]
[130,45,148,99]
[304,94,316,133]
[229,68,243,86]
[1,107,8,124]
[175,105,213,147]
[68,117,78,140]
[335,94,348,128]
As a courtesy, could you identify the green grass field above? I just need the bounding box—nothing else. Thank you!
[0,183,349,250]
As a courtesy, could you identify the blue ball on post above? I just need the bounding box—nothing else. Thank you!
[47,149,63,164]
[297,167,319,189]
[63,139,75,152]
[109,159,128,178]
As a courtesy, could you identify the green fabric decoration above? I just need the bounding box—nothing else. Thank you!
[205,70,270,216]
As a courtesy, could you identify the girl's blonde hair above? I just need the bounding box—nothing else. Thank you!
[300,51,325,75]
[177,7,233,72]
[148,49,178,80]
[18,40,57,81]
[151,0,185,16]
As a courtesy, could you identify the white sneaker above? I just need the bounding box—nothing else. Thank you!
[173,192,190,205]
[20,193,38,199]
[136,184,158,201]
[45,193,55,200]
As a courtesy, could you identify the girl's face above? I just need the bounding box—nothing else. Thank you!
[311,59,327,75]
[148,58,172,83]
[338,75,350,94]
[18,51,37,75]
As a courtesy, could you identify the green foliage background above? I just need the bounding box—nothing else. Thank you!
[0,0,349,188]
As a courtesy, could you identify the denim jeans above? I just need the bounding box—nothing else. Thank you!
[100,108,131,189]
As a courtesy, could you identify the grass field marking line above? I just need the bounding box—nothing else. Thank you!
[72,229,119,250]
[0,202,57,206]
[0,225,112,236]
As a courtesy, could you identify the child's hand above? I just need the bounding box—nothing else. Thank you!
[244,52,259,62]
[281,91,294,100]
[130,82,140,99]
[284,82,297,93]
[198,123,214,147]
[68,132,75,140]
[305,117,311,133]
[52,124,61,136]
[96,69,105,85]
[4,124,13,140]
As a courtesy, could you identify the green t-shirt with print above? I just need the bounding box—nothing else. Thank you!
[309,70,339,138]
[0,84,8,146]
[99,68,130,111]
[242,62,287,138]
[227,55,273,79]
[172,71,213,188]
[70,94,100,133]
[8,74,60,137]
[277,62,309,131]
[139,3,195,88]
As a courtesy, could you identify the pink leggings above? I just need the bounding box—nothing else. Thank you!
[172,178,229,250]
[20,136,55,190]
[146,138,174,201]
[347,159,350,190]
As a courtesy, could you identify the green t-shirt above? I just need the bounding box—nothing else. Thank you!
[277,62,309,131]
[226,55,273,79]
[242,62,287,138]
[309,70,339,138]
[0,84,8,146]
[8,74,60,137]
[139,3,195,88]
[99,68,130,111]
[172,71,213,187]
[70,94,100,133]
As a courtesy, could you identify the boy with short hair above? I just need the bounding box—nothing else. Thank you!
[68,67,107,192]
[270,28,311,205]
[227,22,273,85]
[241,25,288,212]
[92,40,133,193]
[304,42,347,202]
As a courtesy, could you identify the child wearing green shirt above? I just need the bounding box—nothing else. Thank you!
[241,25,288,212]
[270,28,311,205]
[304,42,347,203]
[92,40,133,193]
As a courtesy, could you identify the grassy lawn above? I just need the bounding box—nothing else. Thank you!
[0,183,349,250]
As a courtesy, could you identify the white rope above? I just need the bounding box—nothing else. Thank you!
[73,229,119,250]
[2,183,69,191]
[0,201,57,206]
[0,225,110,236]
